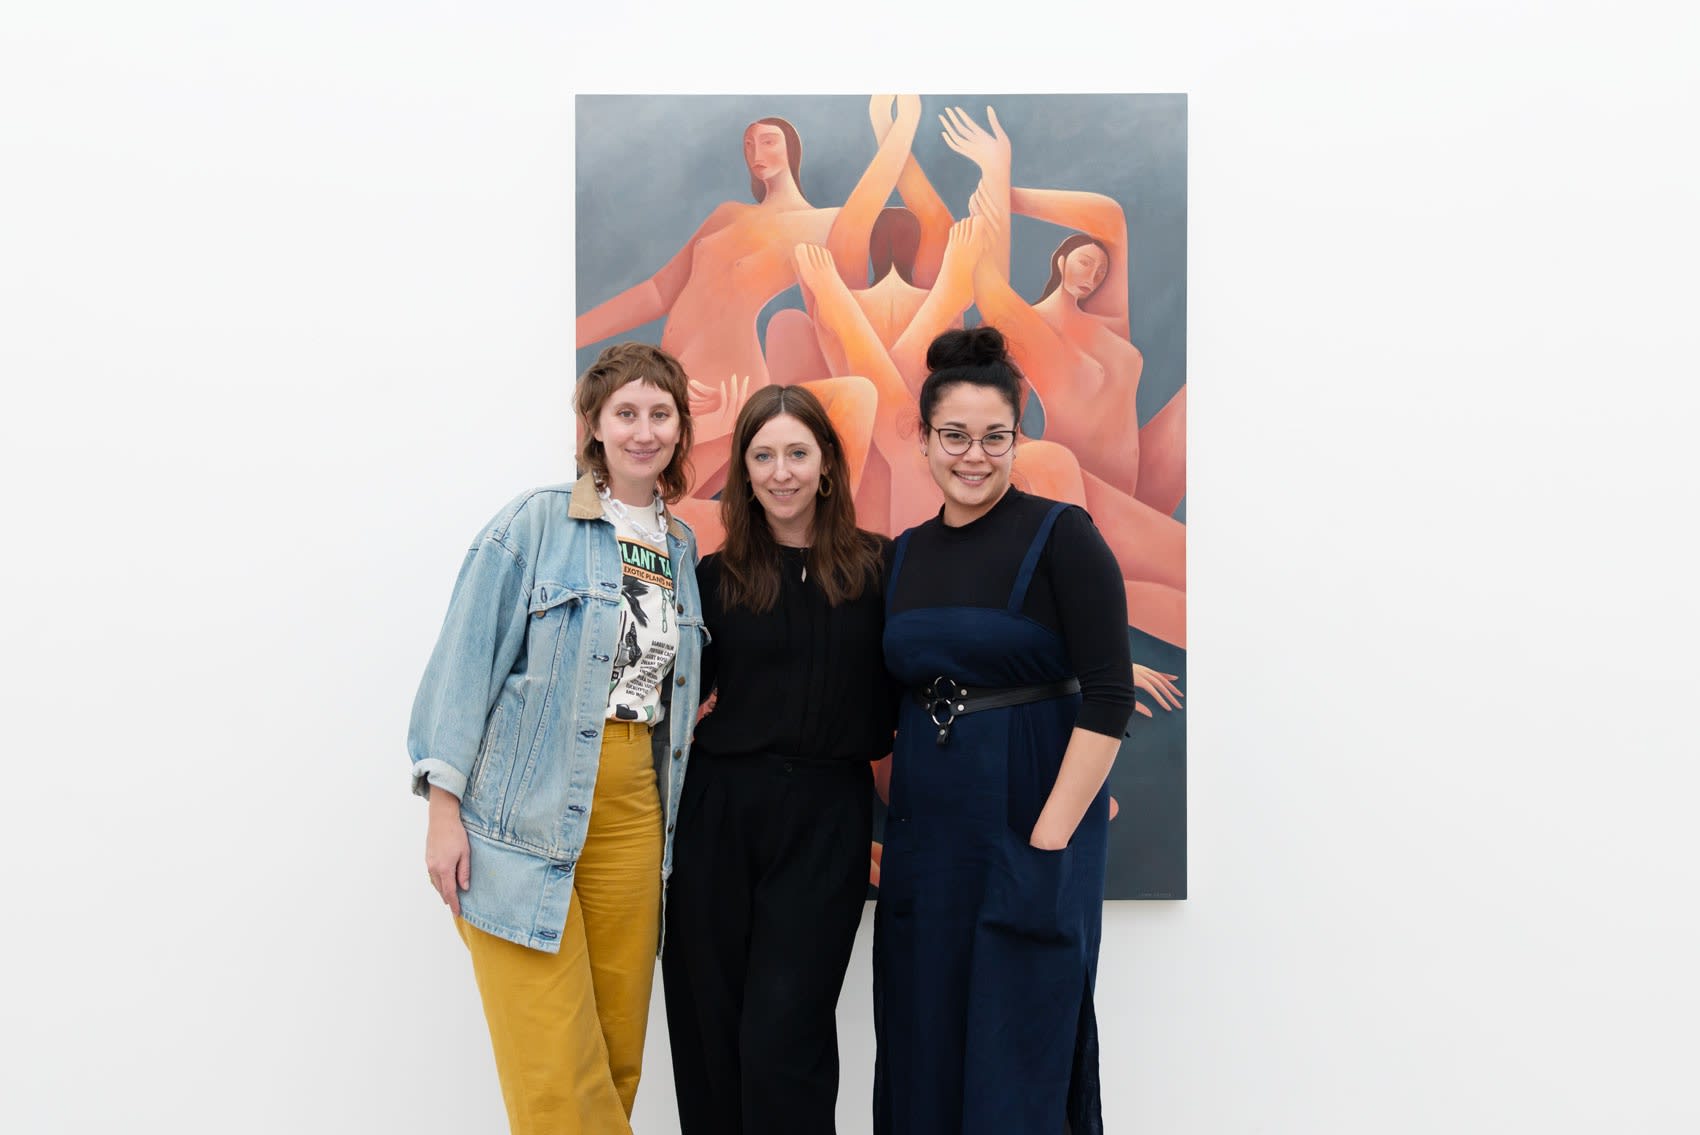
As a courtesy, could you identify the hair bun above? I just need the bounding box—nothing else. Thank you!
[925,326,1008,372]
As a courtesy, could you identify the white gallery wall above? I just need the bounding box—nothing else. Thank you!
[3,2,1697,1131]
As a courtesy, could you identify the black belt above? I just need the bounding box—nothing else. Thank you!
[913,676,1081,746]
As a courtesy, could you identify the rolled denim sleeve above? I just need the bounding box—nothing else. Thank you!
[407,532,530,800]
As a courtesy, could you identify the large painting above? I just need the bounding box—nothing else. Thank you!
[576,93,1186,898]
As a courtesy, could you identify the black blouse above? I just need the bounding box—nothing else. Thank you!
[885,488,1137,739]
[693,539,898,763]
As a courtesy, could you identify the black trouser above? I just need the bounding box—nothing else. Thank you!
[663,752,873,1135]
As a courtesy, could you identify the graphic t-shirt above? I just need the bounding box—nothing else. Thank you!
[605,505,678,724]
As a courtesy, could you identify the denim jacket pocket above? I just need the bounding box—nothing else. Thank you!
[464,702,507,812]
[528,582,587,619]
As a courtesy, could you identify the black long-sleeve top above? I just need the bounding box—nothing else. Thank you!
[693,539,899,763]
[884,488,1137,738]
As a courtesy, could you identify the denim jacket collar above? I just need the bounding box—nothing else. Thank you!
[567,471,692,544]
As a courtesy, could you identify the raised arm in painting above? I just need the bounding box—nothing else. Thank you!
[939,106,1012,279]
[793,243,911,419]
[824,95,923,291]
[575,201,742,348]
[1009,185,1130,336]
[889,216,991,390]
[870,96,953,288]
[965,190,1077,412]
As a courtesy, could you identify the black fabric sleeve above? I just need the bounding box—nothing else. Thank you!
[1045,506,1136,738]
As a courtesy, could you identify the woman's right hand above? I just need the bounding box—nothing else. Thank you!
[425,791,471,917]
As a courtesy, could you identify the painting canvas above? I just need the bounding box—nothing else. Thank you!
[576,93,1186,899]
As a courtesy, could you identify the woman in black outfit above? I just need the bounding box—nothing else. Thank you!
[873,327,1136,1135]
[663,384,894,1135]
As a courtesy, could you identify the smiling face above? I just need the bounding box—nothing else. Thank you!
[1060,242,1109,300]
[922,382,1018,526]
[589,378,681,504]
[744,123,789,183]
[744,412,821,545]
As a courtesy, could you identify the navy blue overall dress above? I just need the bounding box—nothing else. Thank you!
[873,502,1107,1135]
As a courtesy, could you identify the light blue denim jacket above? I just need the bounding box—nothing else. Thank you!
[408,474,705,953]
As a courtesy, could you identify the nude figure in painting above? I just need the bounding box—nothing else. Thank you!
[791,215,1007,535]
[929,107,1188,646]
[575,102,932,545]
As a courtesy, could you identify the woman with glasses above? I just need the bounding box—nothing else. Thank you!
[872,326,1135,1135]
[662,385,896,1135]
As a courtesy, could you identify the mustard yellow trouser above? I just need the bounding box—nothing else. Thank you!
[458,721,663,1135]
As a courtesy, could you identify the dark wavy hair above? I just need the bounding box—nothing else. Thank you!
[746,117,803,203]
[718,384,882,613]
[1037,233,1111,302]
[575,342,694,504]
[918,326,1027,430]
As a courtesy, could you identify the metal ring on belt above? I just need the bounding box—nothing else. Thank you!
[913,676,1082,745]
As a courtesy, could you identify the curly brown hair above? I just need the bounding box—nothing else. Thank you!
[576,342,694,504]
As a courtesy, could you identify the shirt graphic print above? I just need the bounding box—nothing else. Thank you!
[606,517,678,724]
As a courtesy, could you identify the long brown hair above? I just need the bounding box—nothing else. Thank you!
[718,385,881,613]
[1037,233,1110,302]
[576,342,694,504]
[746,116,803,203]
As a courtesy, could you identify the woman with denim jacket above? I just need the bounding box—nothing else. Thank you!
[662,384,896,1135]
[408,341,707,1135]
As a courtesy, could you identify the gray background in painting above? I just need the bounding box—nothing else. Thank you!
[576,93,1187,899]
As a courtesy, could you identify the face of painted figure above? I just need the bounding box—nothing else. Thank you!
[1060,243,1109,300]
[590,378,681,505]
[744,123,789,183]
[921,383,1018,527]
[744,412,822,546]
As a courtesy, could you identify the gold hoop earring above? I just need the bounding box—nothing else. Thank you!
[818,472,832,498]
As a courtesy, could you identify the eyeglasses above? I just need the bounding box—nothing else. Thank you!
[928,426,1017,457]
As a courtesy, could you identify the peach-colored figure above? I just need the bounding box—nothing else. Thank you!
[928,106,1187,645]
[576,109,917,399]
[968,190,1187,646]
[805,98,990,391]
[936,107,1186,508]
[575,103,928,535]
[790,98,1009,397]
[791,240,948,535]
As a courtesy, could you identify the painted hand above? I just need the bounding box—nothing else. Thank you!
[940,105,1010,173]
[1132,663,1183,719]
[689,374,752,438]
[943,214,993,269]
